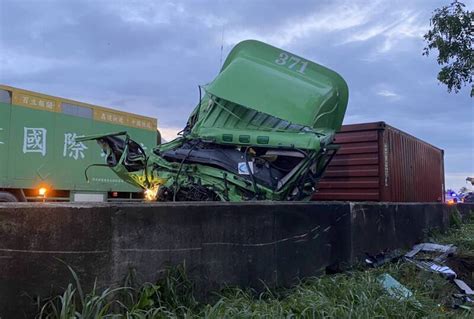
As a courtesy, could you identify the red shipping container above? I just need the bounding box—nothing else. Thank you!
[313,122,445,202]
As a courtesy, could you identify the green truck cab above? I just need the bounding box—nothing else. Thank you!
[80,40,349,201]
[0,85,158,202]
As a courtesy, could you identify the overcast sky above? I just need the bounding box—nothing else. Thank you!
[0,0,472,191]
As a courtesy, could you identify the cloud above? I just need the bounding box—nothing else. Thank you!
[342,10,427,54]
[0,52,76,77]
[223,1,380,47]
[0,0,471,191]
[377,89,400,98]
[159,126,182,143]
[108,1,186,25]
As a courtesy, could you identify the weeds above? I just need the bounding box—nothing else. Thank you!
[37,265,196,319]
[38,261,119,319]
[449,207,463,229]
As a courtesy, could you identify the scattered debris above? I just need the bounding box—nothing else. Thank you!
[404,243,457,262]
[457,304,472,311]
[454,279,474,295]
[429,263,457,278]
[365,249,403,268]
[367,242,474,311]
[404,243,458,279]
[403,242,474,310]
[404,259,457,279]
[378,273,415,301]
[453,293,473,302]
[452,293,473,311]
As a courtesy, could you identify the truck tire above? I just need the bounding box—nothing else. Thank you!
[0,191,18,202]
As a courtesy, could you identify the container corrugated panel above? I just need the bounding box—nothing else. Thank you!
[381,125,445,202]
[313,122,444,202]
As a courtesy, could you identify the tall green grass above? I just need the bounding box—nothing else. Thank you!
[37,263,470,318]
[37,265,197,319]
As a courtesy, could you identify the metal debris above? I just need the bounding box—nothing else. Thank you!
[404,259,456,279]
[429,263,457,278]
[404,243,458,279]
[404,243,457,262]
[454,279,474,295]
[365,250,403,268]
[404,241,474,309]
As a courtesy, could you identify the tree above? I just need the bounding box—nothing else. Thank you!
[423,1,473,96]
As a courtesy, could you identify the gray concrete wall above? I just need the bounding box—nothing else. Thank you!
[0,202,461,318]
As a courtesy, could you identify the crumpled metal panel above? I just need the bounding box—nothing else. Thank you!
[205,40,348,130]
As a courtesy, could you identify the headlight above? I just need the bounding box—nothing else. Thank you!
[144,185,159,201]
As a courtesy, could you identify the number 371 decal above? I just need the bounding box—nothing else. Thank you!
[274,52,308,74]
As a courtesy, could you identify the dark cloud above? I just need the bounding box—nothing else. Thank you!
[1,0,472,189]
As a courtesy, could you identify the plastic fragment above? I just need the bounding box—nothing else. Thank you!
[429,264,457,278]
[404,259,457,279]
[378,273,414,300]
[457,305,472,311]
[454,279,474,295]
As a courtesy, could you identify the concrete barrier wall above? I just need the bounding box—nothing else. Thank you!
[0,202,465,318]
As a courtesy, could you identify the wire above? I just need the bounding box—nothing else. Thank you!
[172,141,200,202]
[223,172,229,200]
[84,164,110,183]
[244,146,259,199]
[128,136,151,188]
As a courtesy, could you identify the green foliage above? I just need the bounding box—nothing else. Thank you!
[118,264,198,318]
[201,272,430,319]
[38,265,121,319]
[435,213,474,253]
[423,1,473,96]
[449,207,463,229]
[37,264,198,319]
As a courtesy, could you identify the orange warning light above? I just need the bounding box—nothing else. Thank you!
[38,187,47,196]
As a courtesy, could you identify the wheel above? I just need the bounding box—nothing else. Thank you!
[0,191,18,202]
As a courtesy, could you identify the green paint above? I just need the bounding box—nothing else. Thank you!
[0,101,157,194]
[206,40,348,129]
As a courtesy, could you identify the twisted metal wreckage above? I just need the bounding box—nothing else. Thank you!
[78,40,349,201]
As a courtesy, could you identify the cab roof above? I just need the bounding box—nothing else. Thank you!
[205,40,348,131]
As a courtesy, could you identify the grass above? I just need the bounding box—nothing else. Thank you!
[435,209,474,252]
[37,210,474,318]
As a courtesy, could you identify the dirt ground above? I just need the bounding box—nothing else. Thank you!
[446,253,474,287]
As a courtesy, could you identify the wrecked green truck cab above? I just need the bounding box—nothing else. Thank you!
[78,40,348,201]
